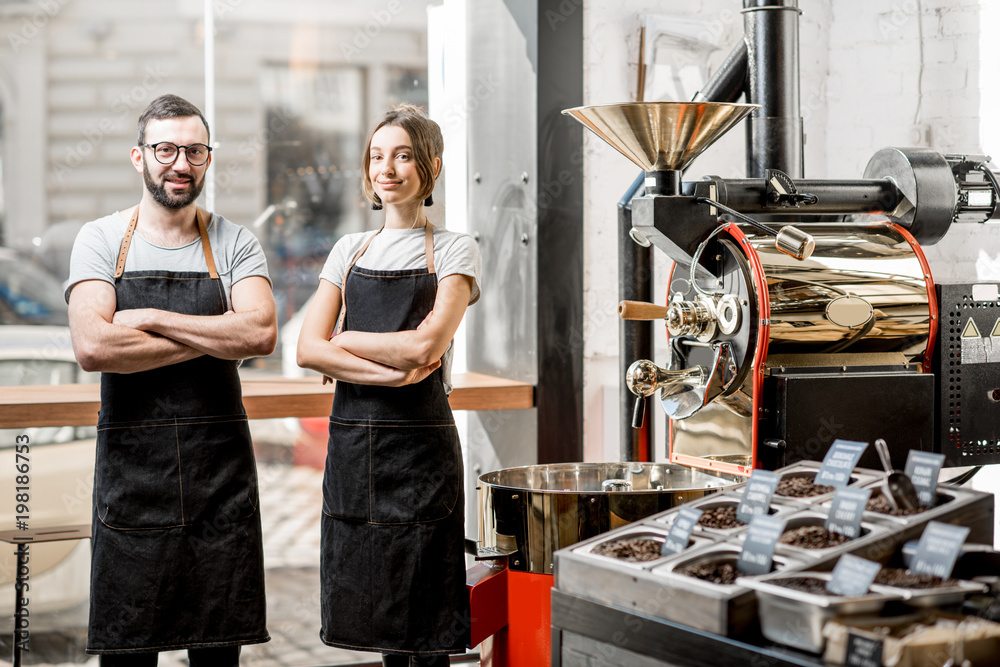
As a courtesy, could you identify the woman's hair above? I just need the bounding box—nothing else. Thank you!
[362,103,443,207]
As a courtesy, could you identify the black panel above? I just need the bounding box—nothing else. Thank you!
[618,173,653,461]
[760,371,935,471]
[552,590,824,667]
[934,283,1000,465]
[536,0,584,463]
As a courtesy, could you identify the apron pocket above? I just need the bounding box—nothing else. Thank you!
[174,415,258,528]
[96,419,185,529]
[323,419,462,524]
[369,420,461,524]
[323,420,371,521]
[96,415,257,530]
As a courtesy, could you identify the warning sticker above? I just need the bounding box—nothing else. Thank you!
[962,318,981,338]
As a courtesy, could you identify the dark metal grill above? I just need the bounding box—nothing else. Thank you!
[935,284,1000,465]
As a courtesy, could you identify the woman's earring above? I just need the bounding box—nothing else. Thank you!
[423,193,434,207]
[372,197,383,211]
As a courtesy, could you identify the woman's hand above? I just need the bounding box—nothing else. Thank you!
[396,359,441,386]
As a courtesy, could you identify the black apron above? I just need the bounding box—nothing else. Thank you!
[87,207,269,654]
[320,225,470,656]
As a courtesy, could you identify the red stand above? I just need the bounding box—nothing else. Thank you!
[467,564,554,667]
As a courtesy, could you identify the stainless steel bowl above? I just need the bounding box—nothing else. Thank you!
[478,462,744,573]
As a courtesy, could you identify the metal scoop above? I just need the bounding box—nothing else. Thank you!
[874,438,921,512]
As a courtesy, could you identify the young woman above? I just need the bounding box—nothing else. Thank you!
[297,104,481,667]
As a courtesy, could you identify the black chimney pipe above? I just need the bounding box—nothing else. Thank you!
[743,0,804,178]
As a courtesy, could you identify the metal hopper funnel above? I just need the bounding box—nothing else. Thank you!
[561,101,758,175]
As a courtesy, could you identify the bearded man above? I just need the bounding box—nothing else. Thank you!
[66,94,275,666]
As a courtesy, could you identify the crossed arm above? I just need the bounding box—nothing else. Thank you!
[68,276,277,374]
[296,274,473,387]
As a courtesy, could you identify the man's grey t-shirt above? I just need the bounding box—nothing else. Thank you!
[65,211,270,305]
[319,226,482,393]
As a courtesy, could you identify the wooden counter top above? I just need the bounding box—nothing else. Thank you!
[0,372,534,428]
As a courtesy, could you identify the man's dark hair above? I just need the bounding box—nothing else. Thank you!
[137,94,210,146]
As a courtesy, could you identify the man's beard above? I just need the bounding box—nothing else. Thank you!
[143,163,205,210]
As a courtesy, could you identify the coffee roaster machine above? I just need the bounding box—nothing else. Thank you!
[564,100,1000,478]
[562,12,1000,480]
[466,2,1000,666]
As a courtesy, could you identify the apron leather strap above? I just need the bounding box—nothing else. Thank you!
[424,223,436,275]
[195,208,220,279]
[114,206,220,280]
[335,226,383,337]
[114,207,141,279]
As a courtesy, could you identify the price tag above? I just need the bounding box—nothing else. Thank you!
[904,451,945,507]
[736,469,779,524]
[827,553,882,596]
[662,506,703,556]
[826,486,872,540]
[910,521,970,579]
[845,632,883,667]
[738,515,787,576]
[815,439,869,488]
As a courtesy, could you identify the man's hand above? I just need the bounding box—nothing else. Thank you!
[113,308,153,330]
[113,308,234,331]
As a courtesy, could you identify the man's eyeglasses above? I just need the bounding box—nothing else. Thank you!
[142,142,212,166]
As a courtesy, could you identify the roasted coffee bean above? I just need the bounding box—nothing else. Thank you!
[874,567,956,589]
[779,524,850,549]
[776,475,835,498]
[866,492,927,516]
[592,536,663,562]
[679,560,739,585]
[775,576,844,596]
[698,505,745,529]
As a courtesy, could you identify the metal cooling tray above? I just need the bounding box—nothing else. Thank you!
[771,509,891,561]
[742,460,881,506]
[571,525,713,570]
[555,521,725,627]
[653,491,796,538]
[848,483,979,526]
[871,568,989,608]
[645,543,806,635]
[738,571,902,654]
